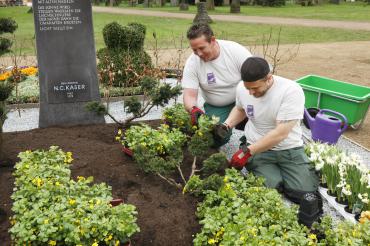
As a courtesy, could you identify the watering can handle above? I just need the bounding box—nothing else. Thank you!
[319,109,348,133]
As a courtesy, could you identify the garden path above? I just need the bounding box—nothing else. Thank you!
[92,6,370,31]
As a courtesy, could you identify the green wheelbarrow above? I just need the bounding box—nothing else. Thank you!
[296,75,370,129]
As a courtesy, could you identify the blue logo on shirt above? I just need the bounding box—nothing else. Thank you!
[207,72,216,85]
[246,105,254,117]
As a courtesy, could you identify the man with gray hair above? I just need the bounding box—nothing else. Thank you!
[182,23,252,146]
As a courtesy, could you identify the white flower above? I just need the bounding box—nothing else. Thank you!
[358,193,369,204]
[315,160,325,171]
[342,184,352,196]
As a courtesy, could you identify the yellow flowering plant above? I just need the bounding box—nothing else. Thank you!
[162,103,194,135]
[10,146,139,245]
[194,169,311,245]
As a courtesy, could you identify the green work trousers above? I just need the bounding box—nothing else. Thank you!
[204,102,235,147]
[246,146,319,203]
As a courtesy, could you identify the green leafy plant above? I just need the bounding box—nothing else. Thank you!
[194,169,311,245]
[312,216,370,245]
[0,17,18,160]
[162,103,194,135]
[187,114,219,179]
[119,123,187,187]
[120,110,224,189]
[0,17,17,56]
[202,152,228,176]
[183,174,224,197]
[10,147,139,245]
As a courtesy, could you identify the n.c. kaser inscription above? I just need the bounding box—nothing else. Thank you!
[33,0,104,126]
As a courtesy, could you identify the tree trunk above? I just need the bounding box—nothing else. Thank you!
[206,0,215,10]
[223,0,230,6]
[230,0,240,13]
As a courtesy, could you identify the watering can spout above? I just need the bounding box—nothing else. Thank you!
[304,108,315,129]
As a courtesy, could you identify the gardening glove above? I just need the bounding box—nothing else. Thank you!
[190,106,204,125]
[213,122,231,142]
[230,144,252,169]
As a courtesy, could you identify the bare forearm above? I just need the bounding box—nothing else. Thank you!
[224,107,246,128]
[183,89,198,112]
[248,120,297,155]
[248,129,287,155]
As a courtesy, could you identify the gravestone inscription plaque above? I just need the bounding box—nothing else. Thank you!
[32,0,104,127]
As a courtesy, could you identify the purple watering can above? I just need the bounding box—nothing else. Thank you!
[304,108,348,145]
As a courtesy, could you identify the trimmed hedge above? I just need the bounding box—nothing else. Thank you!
[98,22,153,88]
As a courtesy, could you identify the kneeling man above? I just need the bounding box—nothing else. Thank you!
[220,57,320,205]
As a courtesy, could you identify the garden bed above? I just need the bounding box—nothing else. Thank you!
[0,120,200,245]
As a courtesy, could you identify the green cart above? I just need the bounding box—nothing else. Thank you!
[296,75,370,129]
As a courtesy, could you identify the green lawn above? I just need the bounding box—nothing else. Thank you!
[119,2,370,22]
[1,6,370,55]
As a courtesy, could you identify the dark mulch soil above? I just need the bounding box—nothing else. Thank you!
[0,121,201,246]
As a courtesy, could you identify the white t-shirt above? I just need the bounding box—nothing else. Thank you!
[235,75,305,150]
[181,40,252,106]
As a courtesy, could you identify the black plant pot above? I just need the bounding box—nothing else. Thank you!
[303,107,320,129]
[344,205,354,214]
[335,197,349,206]
[327,190,336,197]
[320,182,328,189]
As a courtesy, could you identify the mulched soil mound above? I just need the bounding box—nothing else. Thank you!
[0,121,201,246]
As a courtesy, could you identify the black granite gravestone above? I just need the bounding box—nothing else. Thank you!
[32,0,104,127]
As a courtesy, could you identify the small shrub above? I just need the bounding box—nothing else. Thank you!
[0,18,18,34]
[0,80,13,101]
[0,37,12,55]
[97,48,152,87]
[102,22,145,51]
[202,152,228,176]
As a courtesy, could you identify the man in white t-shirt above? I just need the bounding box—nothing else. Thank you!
[181,23,252,146]
[218,56,320,210]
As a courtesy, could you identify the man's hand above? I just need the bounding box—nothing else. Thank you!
[230,144,252,169]
[190,106,204,125]
[213,122,231,141]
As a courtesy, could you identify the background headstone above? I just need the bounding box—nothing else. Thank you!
[193,2,213,24]
[32,0,104,127]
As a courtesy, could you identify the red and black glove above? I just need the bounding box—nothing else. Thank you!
[190,106,205,125]
[230,145,252,169]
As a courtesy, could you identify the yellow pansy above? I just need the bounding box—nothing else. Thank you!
[208,238,216,245]
[69,199,76,205]
[309,234,317,241]
[48,240,56,246]
[77,176,85,182]
[64,152,73,164]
